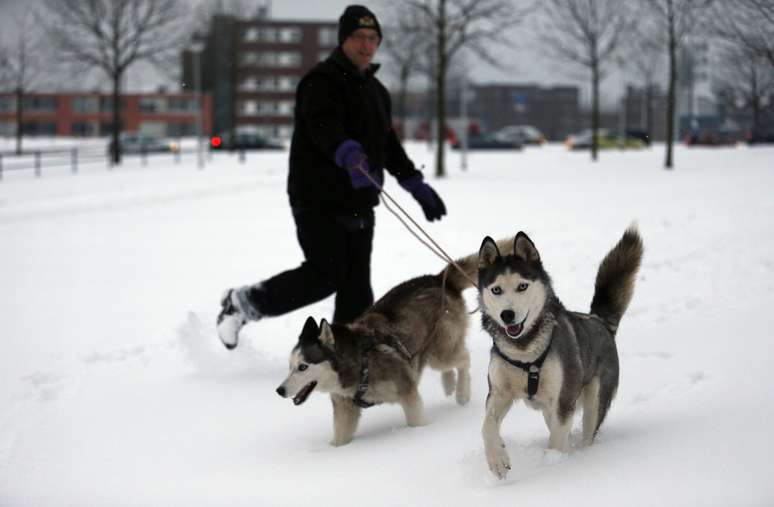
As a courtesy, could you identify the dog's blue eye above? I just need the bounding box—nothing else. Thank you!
[517,283,529,292]
[298,364,308,371]
[491,286,502,295]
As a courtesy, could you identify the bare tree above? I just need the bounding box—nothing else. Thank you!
[623,26,664,141]
[40,0,188,165]
[712,0,774,70]
[537,0,632,162]
[0,6,46,155]
[380,7,428,140]
[402,0,532,178]
[641,0,715,170]
[714,43,774,138]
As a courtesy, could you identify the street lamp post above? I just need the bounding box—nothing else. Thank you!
[189,35,206,170]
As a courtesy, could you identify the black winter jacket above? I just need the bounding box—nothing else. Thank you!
[287,47,421,213]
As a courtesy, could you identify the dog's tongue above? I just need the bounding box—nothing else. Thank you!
[293,381,317,406]
[506,323,523,337]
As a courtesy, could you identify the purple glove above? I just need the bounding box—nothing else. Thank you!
[334,140,382,189]
[399,174,447,222]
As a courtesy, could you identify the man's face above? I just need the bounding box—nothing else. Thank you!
[341,28,380,71]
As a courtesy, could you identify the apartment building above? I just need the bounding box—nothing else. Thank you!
[183,15,338,139]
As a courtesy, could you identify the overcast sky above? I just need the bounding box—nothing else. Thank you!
[0,0,630,108]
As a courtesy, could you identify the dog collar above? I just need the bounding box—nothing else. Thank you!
[491,342,551,400]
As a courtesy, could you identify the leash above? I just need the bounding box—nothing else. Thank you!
[354,162,479,290]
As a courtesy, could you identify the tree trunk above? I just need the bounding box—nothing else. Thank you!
[665,0,676,170]
[15,88,23,156]
[397,68,409,141]
[591,61,600,162]
[750,64,760,137]
[111,73,122,165]
[435,0,447,178]
[646,83,653,143]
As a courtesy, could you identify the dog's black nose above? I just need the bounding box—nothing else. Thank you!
[501,310,515,323]
[276,386,286,397]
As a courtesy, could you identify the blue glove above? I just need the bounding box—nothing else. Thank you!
[334,140,382,189]
[399,174,447,222]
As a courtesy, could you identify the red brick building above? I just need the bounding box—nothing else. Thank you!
[0,92,213,138]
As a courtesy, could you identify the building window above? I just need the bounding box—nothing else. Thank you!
[277,100,294,117]
[278,76,298,91]
[279,27,302,43]
[318,27,337,47]
[21,122,57,135]
[139,98,164,113]
[71,121,96,136]
[318,50,330,62]
[277,52,301,68]
[240,52,259,66]
[0,121,16,135]
[239,100,258,116]
[0,97,16,113]
[23,96,57,112]
[99,97,124,112]
[257,52,276,67]
[167,122,195,137]
[244,27,259,42]
[169,98,195,112]
[260,28,277,43]
[238,77,259,91]
[72,96,98,113]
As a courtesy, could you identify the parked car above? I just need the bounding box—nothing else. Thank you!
[452,132,523,150]
[495,125,547,145]
[565,129,646,150]
[108,132,178,155]
[210,132,285,151]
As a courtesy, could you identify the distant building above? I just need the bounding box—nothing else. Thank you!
[622,85,669,142]
[183,15,338,139]
[0,92,212,138]
[466,84,581,141]
[399,84,581,141]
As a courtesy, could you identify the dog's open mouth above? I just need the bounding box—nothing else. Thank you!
[505,313,528,338]
[293,381,317,406]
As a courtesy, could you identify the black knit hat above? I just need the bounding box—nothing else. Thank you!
[338,5,382,45]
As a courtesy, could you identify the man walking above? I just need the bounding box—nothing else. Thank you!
[217,4,447,349]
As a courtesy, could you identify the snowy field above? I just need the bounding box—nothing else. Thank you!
[1,140,773,506]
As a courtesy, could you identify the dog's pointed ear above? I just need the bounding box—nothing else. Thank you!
[479,236,501,268]
[513,231,540,263]
[319,318,335,348]
[300,316,319,344]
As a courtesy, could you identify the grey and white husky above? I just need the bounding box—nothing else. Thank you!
[276,238,514,446]
[478,227,643,479]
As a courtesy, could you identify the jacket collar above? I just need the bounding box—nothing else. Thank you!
[329,46,380,79]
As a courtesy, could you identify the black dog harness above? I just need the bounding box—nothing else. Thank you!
[352,335,413,409]
[491,343,552,400]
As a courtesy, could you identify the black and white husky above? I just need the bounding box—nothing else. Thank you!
[478,227,643,479]
[275,238,515,446]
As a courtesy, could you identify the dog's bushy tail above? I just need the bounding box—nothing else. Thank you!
[590,225,643,335]
[441,237,515,290]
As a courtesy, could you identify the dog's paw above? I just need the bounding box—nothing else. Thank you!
[330,436,353,447]
[441,370,456,396]
[485,446,511,480]
[406,415,426,427]
[455,383,471,406]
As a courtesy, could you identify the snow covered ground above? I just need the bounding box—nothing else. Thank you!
[0,141,772,506]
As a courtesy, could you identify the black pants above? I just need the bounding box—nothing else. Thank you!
[251,208,375,324]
